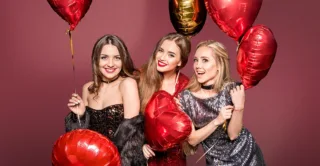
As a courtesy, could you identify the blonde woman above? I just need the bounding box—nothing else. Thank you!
[178,40,265,165]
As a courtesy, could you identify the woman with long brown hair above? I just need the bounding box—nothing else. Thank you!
[178,40,265,165]
[140,32,191,166]
[65,34,146,166]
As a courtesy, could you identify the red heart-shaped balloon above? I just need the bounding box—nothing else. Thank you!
[205,0,263,41]
[52,129,121,166]
[47,0,92,30]
[144,91,192,151]
[237,25,277,89]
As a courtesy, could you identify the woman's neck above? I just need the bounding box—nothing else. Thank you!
[161,70,178,94]
[199,79,217,98]
[102,75,120,84]
[202,78,216,86]
[162,70,177,82]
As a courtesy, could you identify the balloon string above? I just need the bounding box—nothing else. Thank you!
[195,141,218,165]
[67,30,77,94]
[236,43,240,53]
[67,30,81,127]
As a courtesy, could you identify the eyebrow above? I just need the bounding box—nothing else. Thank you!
[199,56,209,59]
[100,54,120,56]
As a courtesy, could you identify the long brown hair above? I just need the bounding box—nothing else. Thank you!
[139,32,191,113]
[186,40,232,93]
[88,34,140,98]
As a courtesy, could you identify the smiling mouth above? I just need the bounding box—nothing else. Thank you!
[157,60,167,67]
[196,71,205,76]
[105,68,117,73]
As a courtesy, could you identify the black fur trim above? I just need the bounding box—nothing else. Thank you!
[65,111,90,132]
[113,114,147,166]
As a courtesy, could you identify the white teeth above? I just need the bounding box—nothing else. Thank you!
[106,68,115,72]
[159,61,166,65]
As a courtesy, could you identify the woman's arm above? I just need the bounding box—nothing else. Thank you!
[177,92,232,147]
[187,120,218,146]
[82,82,90,107]
[115,78,146,165]
[65,82,92,132]
[227,85,245,140]
[187,105,233,146]
[119,77,140,118]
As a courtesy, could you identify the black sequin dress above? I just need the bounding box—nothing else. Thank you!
[179,82,265,166]
[86,104,124,140]
[65,104,146,166]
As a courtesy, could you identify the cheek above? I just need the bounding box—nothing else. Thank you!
[204,63,216,71]
[115,61,122,68]
[206,66,219,78]
[193,63,197,71]
[98,60,104,67]
[155,52,161,60]
[169,57,180,66]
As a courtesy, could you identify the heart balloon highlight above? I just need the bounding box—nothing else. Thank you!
[47,0,92,30]
[52,129,121,166]
[237,25,277,89]
[205,0,263,41]
[144,91,192,151]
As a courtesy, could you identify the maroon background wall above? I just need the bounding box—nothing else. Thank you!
[1,0,319,165]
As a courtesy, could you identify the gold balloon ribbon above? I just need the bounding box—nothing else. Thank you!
[66,29,81,126]
[66,29,77,94]
[222,121,228,131]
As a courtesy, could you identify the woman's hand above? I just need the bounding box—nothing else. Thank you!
[67,93,85,116]
[230,85,245,111]
[142,144,155,159]
[214,105,234,126]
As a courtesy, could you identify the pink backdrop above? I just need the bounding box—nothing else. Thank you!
[1,0,319,165]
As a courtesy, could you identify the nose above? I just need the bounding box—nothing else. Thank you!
[195,61,201,69]
[159,53,167,61]
[107,58,114,67]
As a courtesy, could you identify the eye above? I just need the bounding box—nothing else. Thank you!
[115,56,121,60]
[100,55,107,59]
[193,58,198,62]
[169,53,175,57]
[202,58,208,63]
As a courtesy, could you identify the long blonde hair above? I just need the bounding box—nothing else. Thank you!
[139,32,191,113]
[186,40,232,93]
[183,40,232,156]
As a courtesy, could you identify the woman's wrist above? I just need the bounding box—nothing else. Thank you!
[212,119,221,127]
[234,105,244,111]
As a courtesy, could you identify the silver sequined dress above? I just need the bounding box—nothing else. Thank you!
[179,82,265,166]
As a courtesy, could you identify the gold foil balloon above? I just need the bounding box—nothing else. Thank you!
[169,0,207,38]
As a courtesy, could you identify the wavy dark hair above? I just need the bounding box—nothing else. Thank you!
[88,34,140,98]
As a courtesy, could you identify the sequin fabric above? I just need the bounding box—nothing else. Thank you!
[148,145,186,166]
[86,104,124,140]
[179,82,265,166]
